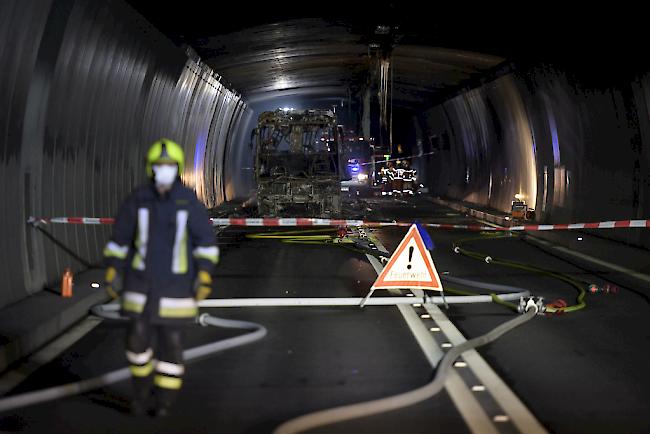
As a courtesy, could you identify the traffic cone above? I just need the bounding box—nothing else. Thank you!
[61,267,73,298]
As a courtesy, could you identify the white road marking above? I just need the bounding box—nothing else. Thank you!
[478,218,650,285]
[365,249,500,434]
[368,233,547,434]
[421,298,547,434]
[525,236,650,284]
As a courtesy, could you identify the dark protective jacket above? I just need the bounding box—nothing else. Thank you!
[103,180,219,323]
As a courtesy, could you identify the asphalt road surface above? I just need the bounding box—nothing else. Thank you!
[1,197,648,434]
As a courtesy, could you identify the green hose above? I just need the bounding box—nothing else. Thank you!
[453,233,587,314]
[246,228,338,239]
[244,228,532,313]
[442,285,518,311]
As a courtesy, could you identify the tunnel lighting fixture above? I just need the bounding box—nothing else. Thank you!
[412,303,422,307]
[441,343,452,348]
[577,237,583,241]
[91,282,100,288]
[493,415,510,423]
[420,314,431,319]
[454,361,467,368]
[429,327,441,332]
[406,293,414,297]
[358,137,364,141]
[472,385,486,392]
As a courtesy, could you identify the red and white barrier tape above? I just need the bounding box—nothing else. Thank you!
[211,218,371,227]
[30,217,650,231]
[45,217,115,225]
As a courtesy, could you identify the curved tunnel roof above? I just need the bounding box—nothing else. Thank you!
[123,1,649,110]
[193,18,505,107]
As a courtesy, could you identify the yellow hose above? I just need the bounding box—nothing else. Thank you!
[454,233,587,314]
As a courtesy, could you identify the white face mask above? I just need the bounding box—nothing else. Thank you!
[152,164,178,187]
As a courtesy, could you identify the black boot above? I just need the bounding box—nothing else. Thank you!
[153,387,176,417]
[153,402,171,418]
[130,399,146,416]
[131,376,151,416]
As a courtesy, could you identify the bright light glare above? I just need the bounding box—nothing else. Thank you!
[275,77,290,91]
[91,282,100,288]
[577,237,583,241]
[515,193,524,200]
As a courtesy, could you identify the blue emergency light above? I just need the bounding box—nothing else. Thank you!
[347,159,361,173]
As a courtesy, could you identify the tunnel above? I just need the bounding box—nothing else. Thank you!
[0,1,649,433]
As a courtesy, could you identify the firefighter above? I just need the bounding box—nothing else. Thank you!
[412,166,418,194]
[402,160,415,196]
[392,160,404,197]
[386,162,396,196]
[102,139,219,417]
[379,164,390,196]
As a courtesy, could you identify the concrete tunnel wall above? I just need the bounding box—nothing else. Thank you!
[420,66,650,249]
[0,0,247,309]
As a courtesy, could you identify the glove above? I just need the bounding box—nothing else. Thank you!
[194,270,212,301]
[104,266,122,300]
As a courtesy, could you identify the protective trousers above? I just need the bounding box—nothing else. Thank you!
[126,317,184,408]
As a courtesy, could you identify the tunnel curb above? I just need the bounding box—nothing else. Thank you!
[0,269,109,375]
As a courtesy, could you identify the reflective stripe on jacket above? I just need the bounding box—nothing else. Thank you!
[104,180,218,320]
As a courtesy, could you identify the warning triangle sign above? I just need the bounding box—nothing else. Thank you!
[371,224,443,291]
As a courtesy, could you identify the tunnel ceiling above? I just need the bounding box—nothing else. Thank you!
[124,1,648,110]
[192,20,504,108]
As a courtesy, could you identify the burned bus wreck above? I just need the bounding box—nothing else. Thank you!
[253,109,342,217]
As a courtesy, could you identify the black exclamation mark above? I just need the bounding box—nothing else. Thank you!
[407,246,414,269]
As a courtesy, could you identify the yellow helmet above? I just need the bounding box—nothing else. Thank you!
[145,139,184,177]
